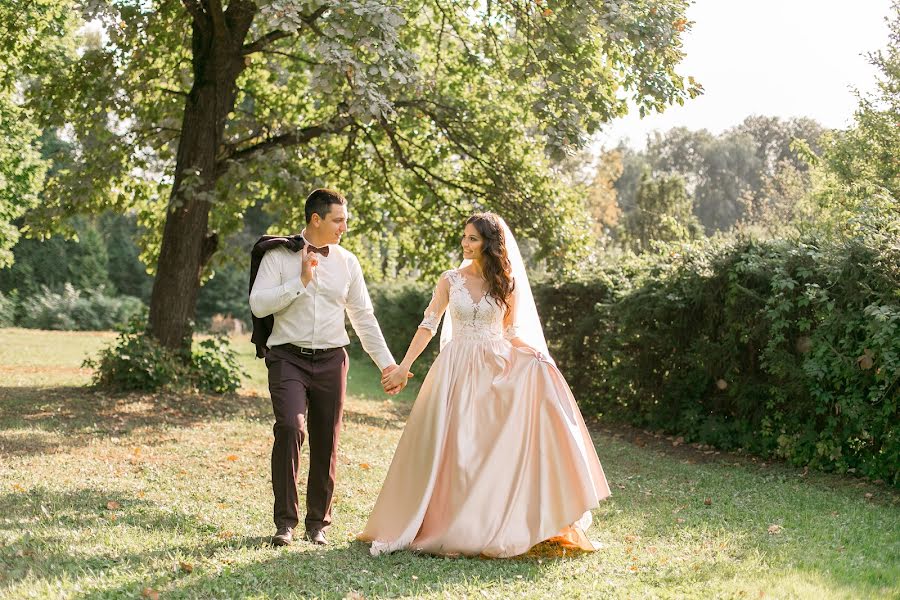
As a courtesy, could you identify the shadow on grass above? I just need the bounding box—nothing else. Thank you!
[0,385,272,457]
[79,539,555,600]
[0,486,555,599]
[0,487,263,591]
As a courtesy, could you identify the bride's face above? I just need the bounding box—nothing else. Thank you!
[461,223,484,261]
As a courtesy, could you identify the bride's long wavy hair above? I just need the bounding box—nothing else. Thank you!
[466,213,515,319]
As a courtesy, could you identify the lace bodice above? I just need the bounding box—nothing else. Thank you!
[419,270,516,342]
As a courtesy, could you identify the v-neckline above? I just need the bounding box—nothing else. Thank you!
[454,270,488,307]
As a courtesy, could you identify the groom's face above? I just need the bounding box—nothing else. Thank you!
[312,204,349,245]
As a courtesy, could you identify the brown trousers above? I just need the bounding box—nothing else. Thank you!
[265,344,348,531]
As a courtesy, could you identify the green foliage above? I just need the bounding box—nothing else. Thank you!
[0,217,114,298]
[807,2,900,230]
[84,319,188,392]
[85,319,246,393]
[0,0,75,267]
[0,290,16,327]
[0,94,46,268]
[102,212,154,301]
[619,172,703,252]
[18,284,144,331]
[352,279,440,365]
[191,336,248,394]
[21,0,700,281]
[613,116,826,235]
[535,220,899,483]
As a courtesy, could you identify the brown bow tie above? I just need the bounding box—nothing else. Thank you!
[305,242,329,257]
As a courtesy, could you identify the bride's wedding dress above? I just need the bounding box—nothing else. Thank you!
[359,266,610,558]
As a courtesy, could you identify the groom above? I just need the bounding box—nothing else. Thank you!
[249,188,408,547]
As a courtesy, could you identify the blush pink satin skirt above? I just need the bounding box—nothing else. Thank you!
[358,337,611,558]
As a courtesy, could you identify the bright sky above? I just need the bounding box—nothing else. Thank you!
[596,0,896,150]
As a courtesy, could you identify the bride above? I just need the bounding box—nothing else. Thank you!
[359,212,610,558]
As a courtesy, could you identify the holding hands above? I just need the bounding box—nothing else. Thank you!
[381,364,413,395]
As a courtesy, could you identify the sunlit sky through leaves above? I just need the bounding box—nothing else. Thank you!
[596,0,896,150]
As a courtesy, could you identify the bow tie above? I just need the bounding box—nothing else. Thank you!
[305,242,329,257]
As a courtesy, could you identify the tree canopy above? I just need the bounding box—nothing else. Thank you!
[11,0,700,347]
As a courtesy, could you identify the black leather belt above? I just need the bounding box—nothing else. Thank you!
[276,344,344,358]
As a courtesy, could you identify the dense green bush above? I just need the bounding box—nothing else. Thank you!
[17,284,144,331]
[535,215,898,483]
[352,280,442,366]
[0,290,15,326]
[85,319,246,393]
[367,213,898,483]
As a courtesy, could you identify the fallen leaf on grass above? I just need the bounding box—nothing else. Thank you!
[864,492,874,500]
[179,561,193,573]
[704,497,712,506]
[344,592,366,600]
[106,501,121,510]
[12,483,26,492]
[218,530,235,540]
[676,518,685,524]
[624,534,638,542]
[226,455,239,462]
[360,463,371,470]
[142,588,159,600]
[767,524,782,535]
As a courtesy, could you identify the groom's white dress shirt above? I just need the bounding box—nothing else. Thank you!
[249,234,395,371]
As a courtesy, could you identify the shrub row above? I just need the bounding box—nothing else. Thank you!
[366,230,899,483]
[0,284,144,331]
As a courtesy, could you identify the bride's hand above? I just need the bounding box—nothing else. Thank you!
[381,364,412,394]
[517,345,547,363]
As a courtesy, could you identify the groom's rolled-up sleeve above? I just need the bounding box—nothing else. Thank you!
[345,256,395,371]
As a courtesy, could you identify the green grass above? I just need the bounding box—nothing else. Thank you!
[0,329,897,599]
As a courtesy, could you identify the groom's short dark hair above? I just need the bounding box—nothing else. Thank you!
[305,188,346,223]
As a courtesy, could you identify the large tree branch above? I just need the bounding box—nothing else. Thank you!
[241,4,329,54]
[360,128,423,213]
[379,121,482,212]
[242,30,292,55]
[260,49,322,65]
[216,112,355,174]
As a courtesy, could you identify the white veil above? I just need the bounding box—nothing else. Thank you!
[439,216,553,363]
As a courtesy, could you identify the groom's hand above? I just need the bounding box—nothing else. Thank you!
[381,364,413,395]
[300,245,317,286]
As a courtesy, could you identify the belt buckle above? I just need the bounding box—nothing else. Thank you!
[299,347,314,356]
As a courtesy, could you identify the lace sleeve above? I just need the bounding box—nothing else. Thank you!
[418,272,451,334]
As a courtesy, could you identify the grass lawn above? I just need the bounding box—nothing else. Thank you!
[0,328,897,599]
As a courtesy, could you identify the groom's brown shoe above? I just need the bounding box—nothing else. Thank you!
[272,526,293,546]
[305,527,328,545]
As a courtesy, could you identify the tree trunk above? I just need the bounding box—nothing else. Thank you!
[148,13,250,352]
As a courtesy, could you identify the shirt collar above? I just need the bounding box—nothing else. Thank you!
[299,229,333,251]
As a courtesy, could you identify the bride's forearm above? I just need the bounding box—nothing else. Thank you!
[400,328,435,370]
[508,336,531,350]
